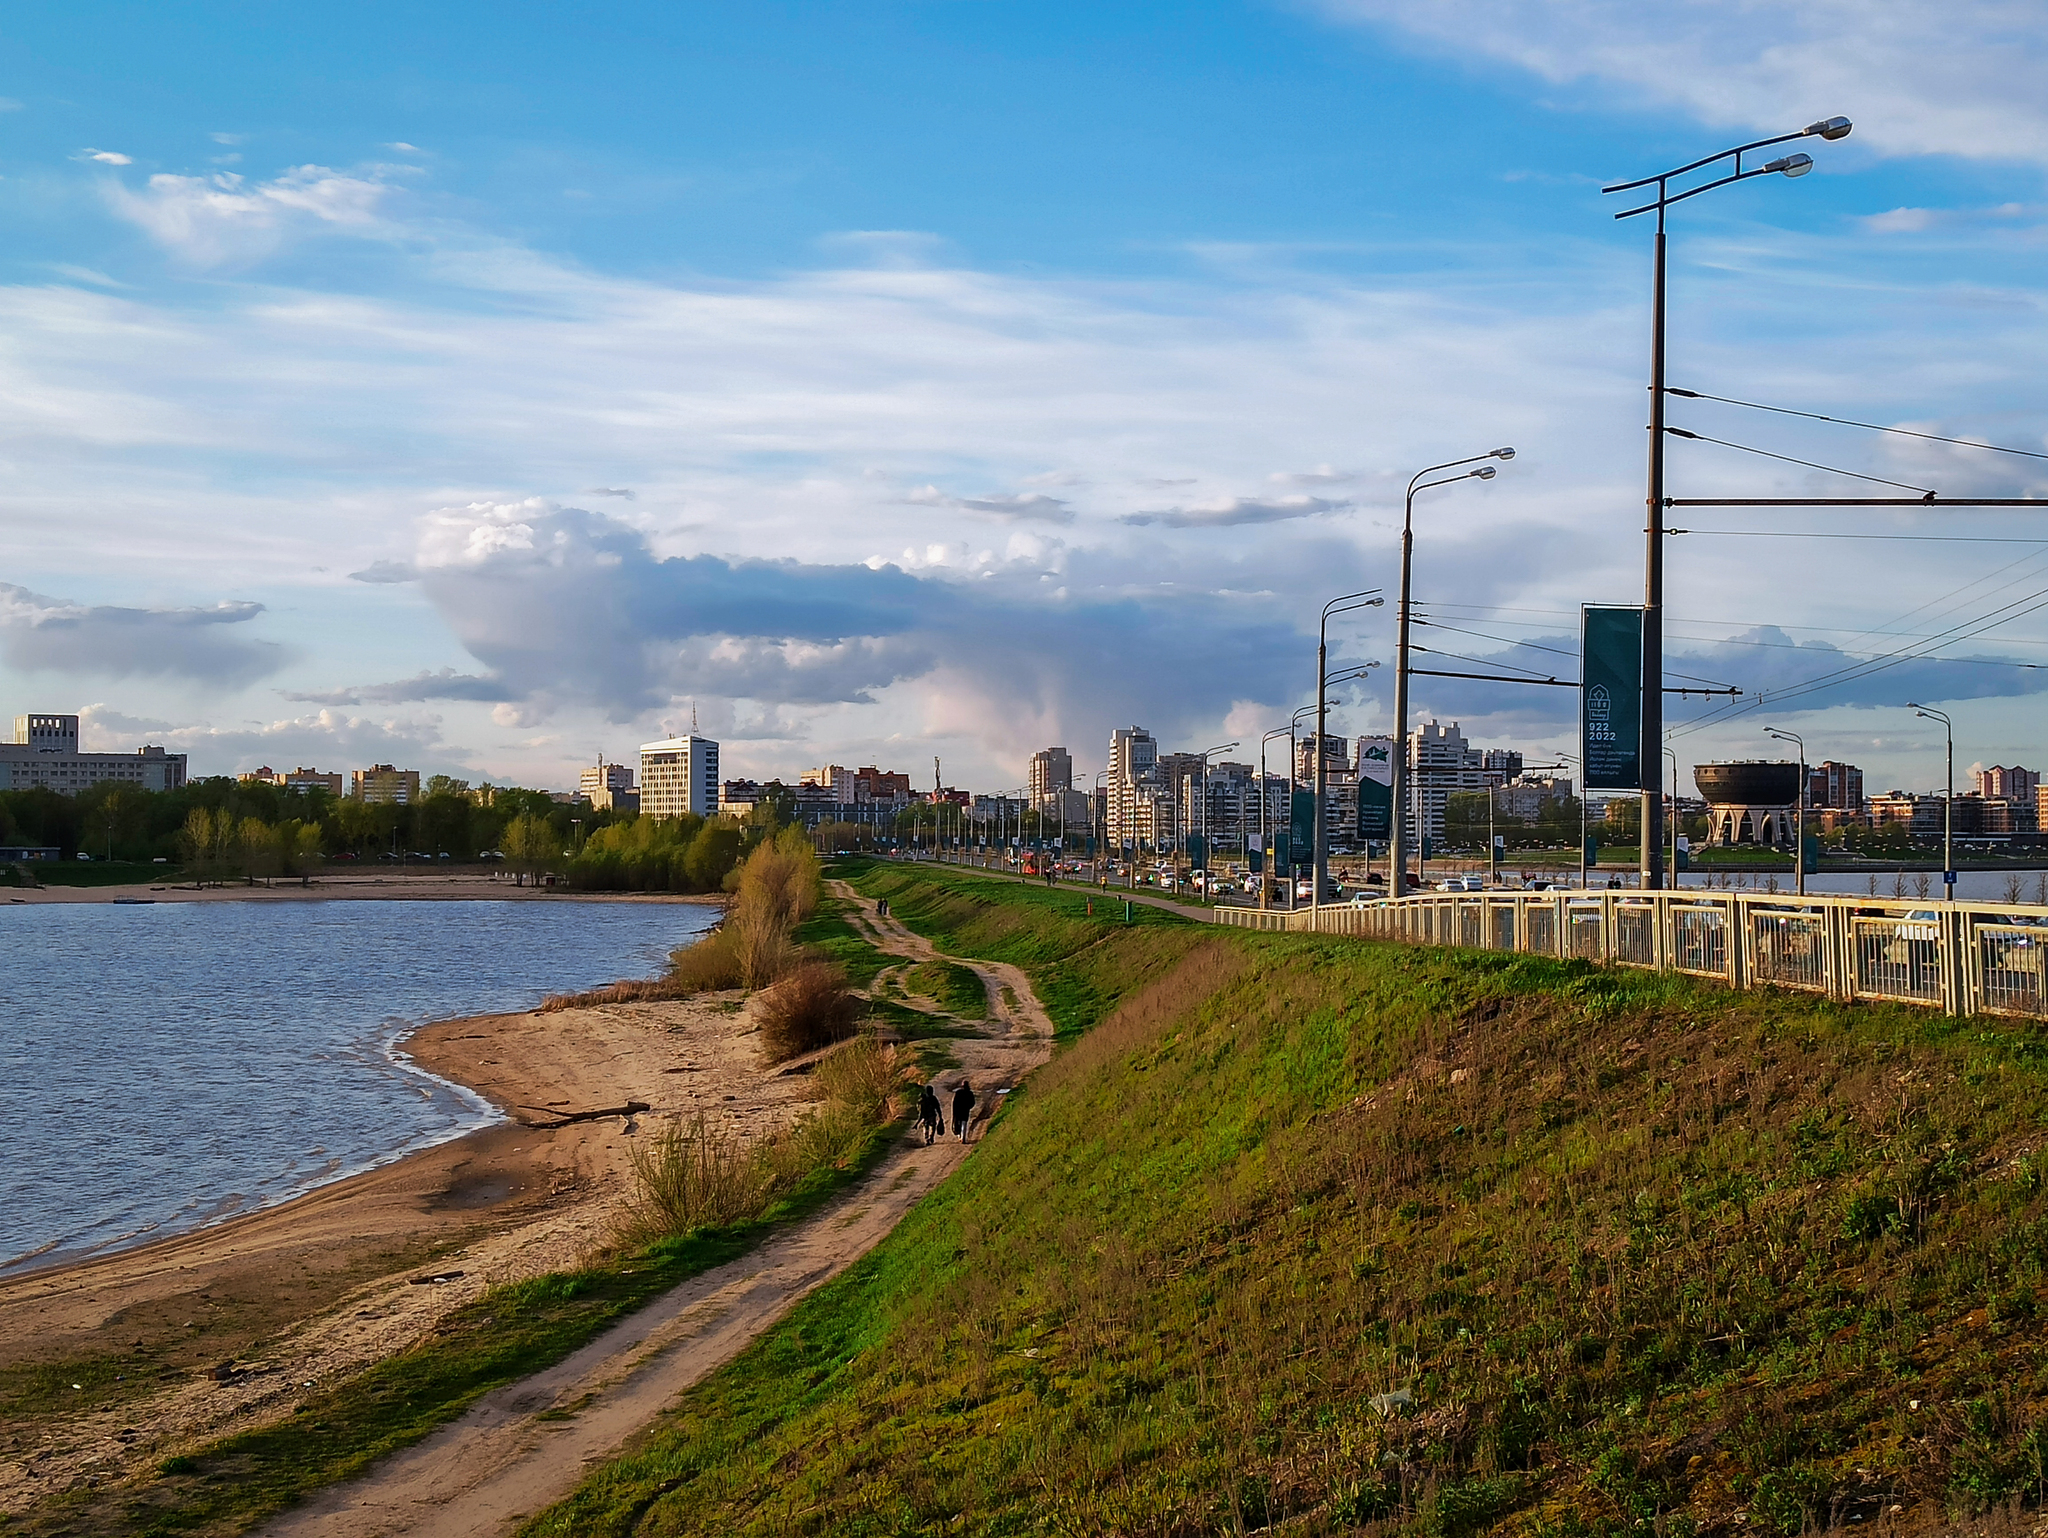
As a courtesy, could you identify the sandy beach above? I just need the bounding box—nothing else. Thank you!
[0,982,820,1515]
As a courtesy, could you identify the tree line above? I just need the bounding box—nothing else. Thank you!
[0,773,796,894]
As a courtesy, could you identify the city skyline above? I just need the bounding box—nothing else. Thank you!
[2,3,2045,796]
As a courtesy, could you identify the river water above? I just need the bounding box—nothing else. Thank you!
[0,899,717,1275]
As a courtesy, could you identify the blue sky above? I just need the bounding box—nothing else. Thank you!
[2,0,2045,794]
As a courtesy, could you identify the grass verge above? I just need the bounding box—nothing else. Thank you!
[15,1125,900,1538]
[524,860,2048,1538]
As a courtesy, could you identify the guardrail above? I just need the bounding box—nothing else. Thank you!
[1213,890,2048,1018]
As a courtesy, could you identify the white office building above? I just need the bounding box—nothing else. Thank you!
[1,712,189,794]
[639,735,720,820]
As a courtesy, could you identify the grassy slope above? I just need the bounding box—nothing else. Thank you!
[527,862,2048,1538]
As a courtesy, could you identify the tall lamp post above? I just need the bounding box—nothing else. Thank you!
[1663,745,1682,891]
[1311,660,1381,908]
[1392,450,1514,898]
[1259,725,1292,910]
[1314,589,1384,911]
[1604,114,1852,890]
[1908,704,1954,898]
[1764,728,1806,896]
[1190,740,1238,897]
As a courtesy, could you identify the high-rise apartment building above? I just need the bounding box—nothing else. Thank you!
[640,735,720,820]
[1812,761,1867,811]
[1973,764,2038,803]
[1106,726,1160,852]
[1028,747,1074,806]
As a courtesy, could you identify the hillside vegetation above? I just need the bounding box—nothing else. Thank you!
[530,861,2048,1538]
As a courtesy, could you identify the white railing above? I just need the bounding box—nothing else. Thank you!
[1213,890,2048,1018]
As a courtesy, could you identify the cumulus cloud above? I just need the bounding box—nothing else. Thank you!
[104,164,395,265]
[1316,0,2048,165]
[362,499,1314,756]
[0,583,285,686]
[1122,495,1349,528]
[82,149,133,166]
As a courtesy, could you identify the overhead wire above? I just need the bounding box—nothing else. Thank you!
[1669,387,2048,463]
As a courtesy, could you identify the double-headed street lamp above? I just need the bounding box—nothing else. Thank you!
[1764,727,1807,896]
[1604,114,1851,890]
[1907,704,1955,897]
[1391,450,1514,898]
[1315,589,1385,910]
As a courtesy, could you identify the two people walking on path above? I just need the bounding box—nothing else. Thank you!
[916,1080,976,1144]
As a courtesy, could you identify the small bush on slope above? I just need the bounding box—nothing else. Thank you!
[529,869,2048,1538]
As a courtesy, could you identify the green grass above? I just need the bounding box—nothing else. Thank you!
[14,1124,900,1538]
[791,891,891,989]
[840,857,1197,1042]
[903,958,988,1018]
[524,861,2048,1538]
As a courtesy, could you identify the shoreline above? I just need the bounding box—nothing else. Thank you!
[0,965,812,1516]
[2,869,726,905]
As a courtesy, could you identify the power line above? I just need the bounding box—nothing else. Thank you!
[1669,387,2048,463]
[1664,427,1935,496]
[1670,528,2048,544]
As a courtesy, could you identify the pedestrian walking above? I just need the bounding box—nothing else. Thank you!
[951,1080,977,1143]
[917,1083,942,1145]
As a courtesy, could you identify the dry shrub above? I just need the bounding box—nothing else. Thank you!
[757,959,860,1061]
[727,830,821,988]
[668,927,744,991]
[619,1038,902,1247]
[769,1038,902,1183]
[620,1112,774,1244]
[537,926,742,1012]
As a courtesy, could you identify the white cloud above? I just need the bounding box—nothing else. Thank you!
[82,149,133,166]
[1315,0,2048,165]
[103,164,395,265]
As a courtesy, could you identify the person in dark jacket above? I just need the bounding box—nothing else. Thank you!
[917,1083,942,1145]
[951,1080,977,1143]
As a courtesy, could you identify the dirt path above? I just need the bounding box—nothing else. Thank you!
[264,883,1050,1538]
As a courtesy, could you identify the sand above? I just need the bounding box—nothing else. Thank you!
[0,983,820,1516]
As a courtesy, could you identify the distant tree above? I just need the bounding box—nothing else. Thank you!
[424,774,471,799]
[684,821,745,891]
[502,812,557,886]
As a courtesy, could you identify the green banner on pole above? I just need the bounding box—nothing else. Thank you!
[1290,790,1315,865]
[1581,605,1646,791]
[1356,735,1393,839]
[1187,833,1208,870]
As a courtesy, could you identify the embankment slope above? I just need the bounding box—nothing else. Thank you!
[528,860,2048,1538]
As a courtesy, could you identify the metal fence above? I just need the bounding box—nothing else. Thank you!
[1214,889,2048,1018]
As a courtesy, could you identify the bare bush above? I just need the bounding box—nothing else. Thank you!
[757,959,860,1061]
[620,1112,773,1244]
[537,926,742,1011]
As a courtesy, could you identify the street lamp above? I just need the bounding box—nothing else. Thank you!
[1190,741,1238,897]
[1604,114,1851,891]
[1315,589,1384,911]
[1391,450,1514,898]
[1663,745,1682,891]
[1764,728,1806,895]
[1907,704,1954,898]
[1258,725,1294,910]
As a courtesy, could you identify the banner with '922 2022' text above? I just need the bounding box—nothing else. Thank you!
[1580,605,1646,792]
